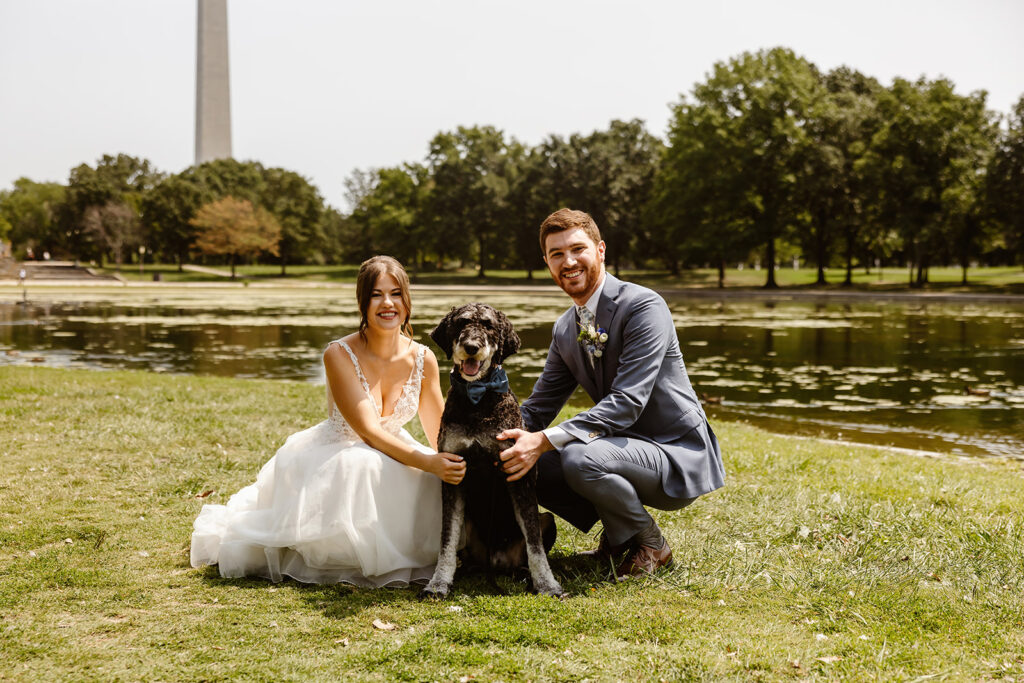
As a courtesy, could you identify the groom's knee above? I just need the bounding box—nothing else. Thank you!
[560,442,603,491]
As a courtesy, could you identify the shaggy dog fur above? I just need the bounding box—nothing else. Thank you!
[421,303,563,598]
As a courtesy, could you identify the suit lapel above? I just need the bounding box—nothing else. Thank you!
[592,274,623,395]
[560,308,599,400]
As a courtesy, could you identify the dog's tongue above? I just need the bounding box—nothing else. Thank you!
[461,358,481,377]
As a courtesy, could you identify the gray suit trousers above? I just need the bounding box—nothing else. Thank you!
[536,436,696,547]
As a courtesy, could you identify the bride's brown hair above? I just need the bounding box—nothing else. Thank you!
[356,255,413,341]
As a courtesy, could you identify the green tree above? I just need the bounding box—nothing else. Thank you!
[796,67,882,285]
[140,174,206,269]
[0,178,66,257]
[82,201,141,270]
[63,154,162,261]
[426,126,520,277]
[660,48,822,287]
[651,101,758,284]
[346,165,431,271]
[554,120,663,275]
[859,78,995,285]
[261,168,326,274]
[986,95,1024,266]
[506,138,565,278]
[190,196,281,279]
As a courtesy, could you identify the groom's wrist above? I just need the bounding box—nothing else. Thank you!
[542,426,573,451]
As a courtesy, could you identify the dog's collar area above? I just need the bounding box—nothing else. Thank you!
[450,366,510,405]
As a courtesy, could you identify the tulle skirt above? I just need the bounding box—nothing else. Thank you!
[190,420,441,587]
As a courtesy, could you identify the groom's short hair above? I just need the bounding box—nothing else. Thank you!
[539,209,602,254]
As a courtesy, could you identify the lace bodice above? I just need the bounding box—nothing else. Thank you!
[325,339,425,441]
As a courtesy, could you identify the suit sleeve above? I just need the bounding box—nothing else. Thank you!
[520,335,578,433]
[558,292,672,443]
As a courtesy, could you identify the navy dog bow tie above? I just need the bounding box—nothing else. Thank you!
[451,366,510,405]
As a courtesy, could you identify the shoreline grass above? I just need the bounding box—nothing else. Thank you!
[86,263,1024,295]
[2,366,1024,680]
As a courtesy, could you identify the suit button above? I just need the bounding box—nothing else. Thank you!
[588,431,599,438]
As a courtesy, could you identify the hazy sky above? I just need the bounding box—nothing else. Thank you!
[2,0,1022,210]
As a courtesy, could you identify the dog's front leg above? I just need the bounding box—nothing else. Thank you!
[421,482,464,599]
[509,481,564,597]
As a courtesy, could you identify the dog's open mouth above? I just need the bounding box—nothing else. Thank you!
[460,358,482,378]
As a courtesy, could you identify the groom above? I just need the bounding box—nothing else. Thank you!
[498,208,725,578]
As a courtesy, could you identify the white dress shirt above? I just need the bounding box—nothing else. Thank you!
[542,272,606,451]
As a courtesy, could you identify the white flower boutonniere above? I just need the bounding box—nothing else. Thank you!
[577,323,609,358]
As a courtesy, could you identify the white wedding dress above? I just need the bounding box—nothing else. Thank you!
[190,339,442,587]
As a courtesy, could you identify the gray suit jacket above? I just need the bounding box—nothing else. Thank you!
[521,274,725,500]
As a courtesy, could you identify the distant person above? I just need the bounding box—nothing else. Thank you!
[18,268,26,285]
[42,251,50,261]
[191,256,465,586]
[498,209,725,578]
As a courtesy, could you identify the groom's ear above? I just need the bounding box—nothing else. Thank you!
[430,308,456,359]
[495,310,520,364]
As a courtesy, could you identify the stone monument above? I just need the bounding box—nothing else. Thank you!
[195,0,232,164]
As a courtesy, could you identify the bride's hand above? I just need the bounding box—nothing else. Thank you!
[433,452,466,485]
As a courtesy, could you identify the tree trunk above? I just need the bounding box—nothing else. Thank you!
[843,229,854,287]
[763,236,778,289]
[718,259,725,289]
[477,236,486,278]
[280,253,287,276]
[815,220,827,285]
[230,255,237,280]
[961,263,968,285]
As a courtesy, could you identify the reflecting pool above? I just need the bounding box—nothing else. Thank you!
[1,286,1021,459]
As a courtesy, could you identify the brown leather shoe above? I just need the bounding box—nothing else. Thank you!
[616,541,673,578]
[579,532,630,561]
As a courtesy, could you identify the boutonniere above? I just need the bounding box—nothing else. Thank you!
[577,323,609,358]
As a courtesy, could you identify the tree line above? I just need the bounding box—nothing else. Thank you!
[2,47,1022,287]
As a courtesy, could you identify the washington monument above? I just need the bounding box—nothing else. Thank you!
[195,0,232,164]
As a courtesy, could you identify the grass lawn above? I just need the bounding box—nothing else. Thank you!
[2,367,1023,680]
[98,263,1024,294]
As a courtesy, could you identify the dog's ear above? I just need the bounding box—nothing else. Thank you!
[430,307,457,359]
[494,309,520,364]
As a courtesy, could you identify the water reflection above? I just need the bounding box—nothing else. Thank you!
[1,288,1021,459]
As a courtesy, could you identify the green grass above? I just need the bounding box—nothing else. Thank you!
[2,367,1024,680]
[100,263,1024,293]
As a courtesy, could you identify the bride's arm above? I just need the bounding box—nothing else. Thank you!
[324,344,463,483]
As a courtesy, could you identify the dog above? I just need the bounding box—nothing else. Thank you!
[421,303,564,598]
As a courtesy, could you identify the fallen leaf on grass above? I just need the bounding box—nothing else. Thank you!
[447,605,463,612]
[789,659,802,669]
[816,656,842,664]
[137,551,150,558]
[195,490,215,499]
[64,538,74,545]
[212,646,223,651]
[372,619,396,631]
[334,638,349,646]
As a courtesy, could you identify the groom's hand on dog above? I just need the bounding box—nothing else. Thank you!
[433,452,466,485]
[497,429,552,482]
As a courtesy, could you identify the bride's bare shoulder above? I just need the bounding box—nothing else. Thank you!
[323,335,360,369]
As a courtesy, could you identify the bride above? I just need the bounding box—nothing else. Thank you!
[190,255,465,586]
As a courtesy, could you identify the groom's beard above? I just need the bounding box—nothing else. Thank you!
[557,261,603,300]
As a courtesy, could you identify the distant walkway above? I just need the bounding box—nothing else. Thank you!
[181,264,236,278]
[4,260,122,283]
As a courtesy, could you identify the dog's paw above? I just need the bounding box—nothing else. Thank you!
[534,580,565,598]
[419,582,451,600]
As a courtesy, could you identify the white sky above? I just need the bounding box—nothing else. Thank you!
[2,0,1022,210]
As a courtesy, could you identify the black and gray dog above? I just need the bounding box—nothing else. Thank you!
[421,303,563,598]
